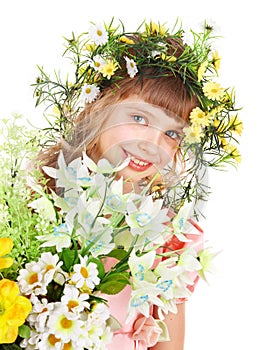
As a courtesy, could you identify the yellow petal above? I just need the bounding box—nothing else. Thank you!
[0,323,19,343]
[0,238,13,257]
[0,279,19,304]
[0,257,13,269]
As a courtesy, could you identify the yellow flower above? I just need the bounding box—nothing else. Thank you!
[229,115,243,136]
[189,107,210,127]
[0,238,13,269]
[84,43,97,52]
[183,125,203,144]
[222,143,241,163]
[160,53,177,62]
[0,279,32,343]
[145,21,167,36]
[100,59,119,79]
[209,105,225,117]
[197,60,208,82]
[203,81,225,101]
[119,36,135,45]
[212,51,221,73]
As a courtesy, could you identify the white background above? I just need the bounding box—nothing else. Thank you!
[0,1,265,349]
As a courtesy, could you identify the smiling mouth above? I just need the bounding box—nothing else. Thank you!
[125,152,153,172]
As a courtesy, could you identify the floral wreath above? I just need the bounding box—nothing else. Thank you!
[33,18,242,213]
[33,18,242,167]
[0,18,242,349]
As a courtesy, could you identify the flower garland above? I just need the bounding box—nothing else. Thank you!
[33,18,242,168]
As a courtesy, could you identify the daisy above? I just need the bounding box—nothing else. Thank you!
[88,54,106,71]
[183,125,203,144]
[61,284,90,314]
[17,261,46,295]
[81,83,100,103]
[203,81,225,101]
[189,107,210,127]
[88,22,108,46]
[38,252,63,285]
[71,255,100,290]
[46,306,83,342]
[124,56,138,78]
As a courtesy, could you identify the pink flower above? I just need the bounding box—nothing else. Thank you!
[132,315,162,347]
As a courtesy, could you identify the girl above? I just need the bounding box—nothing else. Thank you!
[35,19,240,349]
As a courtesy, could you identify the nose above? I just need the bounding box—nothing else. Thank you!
[137,127,164,159]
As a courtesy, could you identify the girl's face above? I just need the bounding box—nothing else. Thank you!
[97,97,185,183]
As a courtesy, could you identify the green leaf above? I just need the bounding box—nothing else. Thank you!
[18,324,31,339]
[0,344,22,350]
[99,272,130,295]
[107,248,128,261]
[60,247,79,272]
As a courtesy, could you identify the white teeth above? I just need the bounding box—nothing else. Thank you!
[130,156,148,166]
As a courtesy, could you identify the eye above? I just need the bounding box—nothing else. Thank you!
[165,130,180,140]
[132,115,147,125]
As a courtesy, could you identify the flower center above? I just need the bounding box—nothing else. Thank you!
[48,334,60,345]
[97,30,103,37]
[67,300,79,311]
[60,316,73,329]
[28,272,38,284]
[46,264,54,272]
[80,266,89,278]
[85,87,92,94]
[62,342,72,350]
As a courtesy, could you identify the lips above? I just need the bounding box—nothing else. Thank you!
[125,152,153,172]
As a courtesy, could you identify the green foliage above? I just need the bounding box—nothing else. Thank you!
[0,115,52,280]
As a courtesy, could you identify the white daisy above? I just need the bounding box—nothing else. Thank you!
[38,252,63,285]
[71,255,100,290]
[81,83,100,103]
[46,306,84,342]
[61,284,90,314]
[17,261,46,295]
[124,56,138,78]
[88,54,106,71]
[88,22,108,46]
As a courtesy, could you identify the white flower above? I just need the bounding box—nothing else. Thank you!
[171,202,195,243]
[127,286,164,322]
[82,151,130,174]
[61,284,90,313]
[80,229,115,258]
[46,306,84,342]
[88,22,108,46]
[124,56,138,78]
[126,196,169,248]
[88,54,106,71]
[28,196,56,223]
[128,249,157,287]
[71,255,100,290]
[37,222,72,252]
[27,296,55,333]
[17,261,46,295]
[81,83,100,103]
[42,151,82,191]
[38,252,63,285]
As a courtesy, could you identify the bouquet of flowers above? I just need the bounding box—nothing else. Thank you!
[0,116,213,349]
